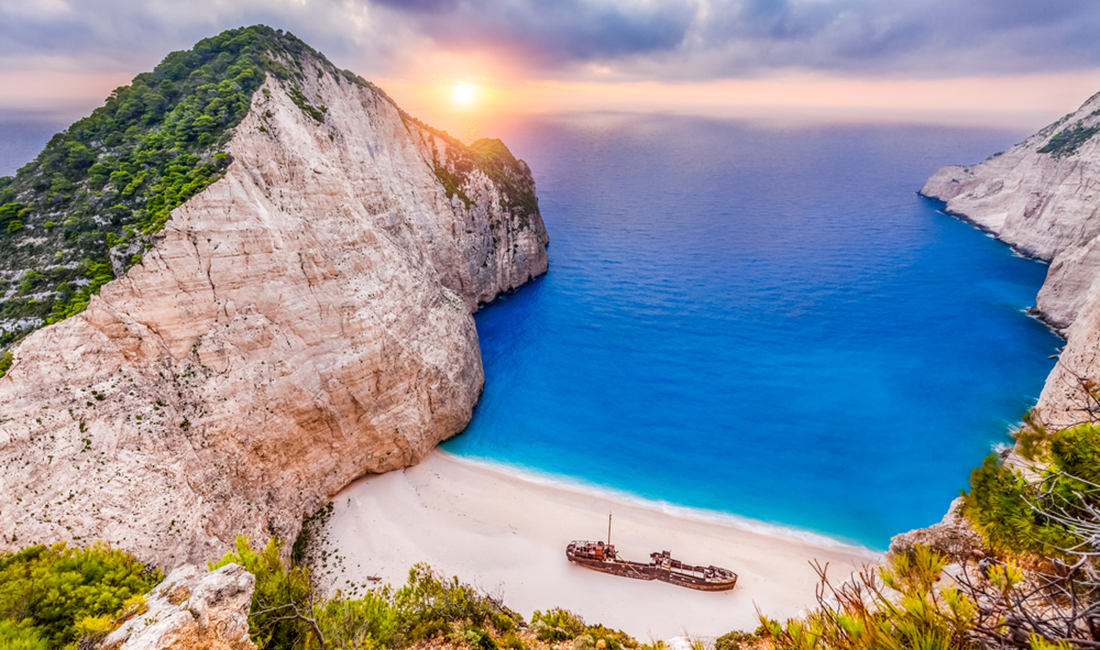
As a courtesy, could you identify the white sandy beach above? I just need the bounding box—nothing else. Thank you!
[318,450,881,639]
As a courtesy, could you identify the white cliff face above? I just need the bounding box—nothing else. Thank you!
[921,91,1100,427]
[0,56,548,567]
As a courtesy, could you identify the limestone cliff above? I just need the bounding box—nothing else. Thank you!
[0,40,548,567]
[921,92,1100,428]
[102,563,256,650]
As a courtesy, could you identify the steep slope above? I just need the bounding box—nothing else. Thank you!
[921,92,1100,428]
[0,27,548,567]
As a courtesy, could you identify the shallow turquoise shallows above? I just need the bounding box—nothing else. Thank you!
[441,113,1062,550]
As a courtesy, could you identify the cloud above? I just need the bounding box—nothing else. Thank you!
[3,0,1100,94]
[376,0,695,67]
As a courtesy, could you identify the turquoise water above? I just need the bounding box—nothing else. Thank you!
[442,113,1062,549]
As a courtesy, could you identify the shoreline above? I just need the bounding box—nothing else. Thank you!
[442,452,873,551]
[318,450,881,639]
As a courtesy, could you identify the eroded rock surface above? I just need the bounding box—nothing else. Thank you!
[0,55,548,566]
[922,92,1100,428]
[102,563,256,650]
[889,497,984,560]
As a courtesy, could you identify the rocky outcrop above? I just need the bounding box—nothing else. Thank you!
[889,498,983,560]
[101,563,256,650]
[0,52,548,566]
[922,92,1100,428]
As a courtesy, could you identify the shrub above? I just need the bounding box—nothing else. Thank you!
[0,350,12,378]
[714,629,761,650]
[393,564,522,644]
[313,592,399,650]
[530,607,587,642]
[963,423,1100,556]
[453,625,498,650]
[0,542,160,648]
[760,546,974,650]
[0,620,48,650]
[211,536,317,649]
[499,630,527,650]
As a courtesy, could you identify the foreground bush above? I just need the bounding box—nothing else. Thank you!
[0,542,160,648]
[530,607,636,650]
[963,421,1100,556]
[215,537,551,650]
[760,546,975,650]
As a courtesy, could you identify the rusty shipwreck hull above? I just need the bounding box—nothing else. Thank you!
[566,540,737,592]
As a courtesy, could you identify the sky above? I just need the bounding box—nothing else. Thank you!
[4,0,1100,132]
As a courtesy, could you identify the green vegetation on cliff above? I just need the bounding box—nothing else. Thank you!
[0,24,540,360]
[0,542,160,649]
[963,420,1100,557]
[1038,121,1100,158]
[0,25,355,348]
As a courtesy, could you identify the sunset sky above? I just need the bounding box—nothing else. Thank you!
[4,0,1100,132]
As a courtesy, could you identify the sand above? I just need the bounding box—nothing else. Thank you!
[319,450,881,640]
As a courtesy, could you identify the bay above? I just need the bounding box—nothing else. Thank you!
[443,113,1061,549]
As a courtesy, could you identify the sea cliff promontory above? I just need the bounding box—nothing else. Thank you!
[922,92,1100,429]
[0,26,548,567]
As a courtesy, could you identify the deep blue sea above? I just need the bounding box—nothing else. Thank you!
[442,113,1062,549]
[0,112,1061,550]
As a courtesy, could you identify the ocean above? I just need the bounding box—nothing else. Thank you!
[441,113,1061,549]
[0,112,1060,550]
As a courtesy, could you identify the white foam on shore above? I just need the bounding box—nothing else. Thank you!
[441,450,873,552]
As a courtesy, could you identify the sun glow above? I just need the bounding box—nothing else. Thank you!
[452,82,479,109]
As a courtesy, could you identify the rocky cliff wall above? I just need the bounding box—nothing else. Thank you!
[922,92,1100,429]
[0,54,548,567]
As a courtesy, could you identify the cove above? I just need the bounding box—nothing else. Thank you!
[441,113,1062,549]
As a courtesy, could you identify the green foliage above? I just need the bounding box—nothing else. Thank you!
[963,423,1100,556]
[292,502,334,566]
[1049,422,1100,484]
[714,629,762,650]
[530,607,587,642]
[216,537,531,650]
[453,624,498,650]
[0,620,49,650]
[396,109,538,224]
[0,350,11,378]
[212,536,317,649]
[393,563,521,644]
[527,608,634,650]
[0,542,160,648]
[314,592,399,650]
[1013,407,1049,461]
[1038,121,1100,158]
[962,454,1078,555]
[289,87,328,123]
[0,25,351,337]
[467,138,539,217]
[499,630,528,650]
[432,163,473,208]
[761,546,974,650]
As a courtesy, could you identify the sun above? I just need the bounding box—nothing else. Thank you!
[452,82,479,109]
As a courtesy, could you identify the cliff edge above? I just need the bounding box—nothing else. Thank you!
[0,28,548,567]
[922,92,1100,429]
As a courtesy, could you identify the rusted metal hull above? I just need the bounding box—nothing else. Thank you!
[566,541,737,592]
